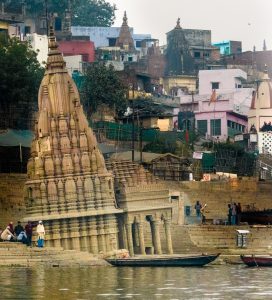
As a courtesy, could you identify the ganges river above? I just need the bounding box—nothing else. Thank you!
[1,265,272,300]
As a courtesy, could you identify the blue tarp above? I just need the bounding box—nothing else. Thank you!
[0,129,34,147]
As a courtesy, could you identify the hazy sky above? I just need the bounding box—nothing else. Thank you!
[108,0,272,51]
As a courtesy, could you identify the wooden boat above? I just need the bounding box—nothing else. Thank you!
[241,255,272,267]
[240,209,272,225]
[106,253,220,267]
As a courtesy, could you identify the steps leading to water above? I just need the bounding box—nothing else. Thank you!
[0,242,107,267]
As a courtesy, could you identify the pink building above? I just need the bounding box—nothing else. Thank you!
[178,69,253,141]
[196,97,248,141]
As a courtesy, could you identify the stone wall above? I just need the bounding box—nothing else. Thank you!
[169,178,272,222]
[0,174,27,229]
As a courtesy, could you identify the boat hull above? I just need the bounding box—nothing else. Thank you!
[241,255,272,267]
[240,211,272,225]
[106,254,220,267]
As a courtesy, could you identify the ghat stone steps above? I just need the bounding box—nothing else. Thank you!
[0,242,107,267]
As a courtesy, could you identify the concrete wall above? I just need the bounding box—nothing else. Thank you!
[0,174,27,229]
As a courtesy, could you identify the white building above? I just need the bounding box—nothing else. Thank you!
[199,69,247,94]
[26,33,48,65]
[179,69,253,116]
[71,26,151,50]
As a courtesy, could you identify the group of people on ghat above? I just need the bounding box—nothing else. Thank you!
[195,200,242,225]
[0,220,45,247]
[228,202,242,225]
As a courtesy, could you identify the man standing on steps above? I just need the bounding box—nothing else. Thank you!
[201,204,207,225]
[25,221,33,247]
[37,221,45,248]
[194,201,202,219]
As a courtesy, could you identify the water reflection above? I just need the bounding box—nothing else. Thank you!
[0,265,272,299]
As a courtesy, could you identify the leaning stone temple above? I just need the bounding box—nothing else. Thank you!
[24,28,121,253]
[24,28,173,255]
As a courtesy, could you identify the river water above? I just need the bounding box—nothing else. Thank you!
[1,265,272,300]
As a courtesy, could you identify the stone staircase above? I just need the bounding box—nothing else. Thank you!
[187,225,272,255]
[0,242,107,267]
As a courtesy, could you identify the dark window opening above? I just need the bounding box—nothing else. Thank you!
[108,37,116,47]
[136,40,142,48]
[25,26,31,35]
[212,82,219,90]
[54,17,62,31]
[194,51,201,58]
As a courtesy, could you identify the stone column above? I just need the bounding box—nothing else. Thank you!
[79,217,89,252]
[97,216,106,253]
[137,222,146,255]
[125,223,134,256]
[151,219,162,255]
[164,219,173,254]
[122,222,128,250]
[52,220,62,248]
[88,217,99,254]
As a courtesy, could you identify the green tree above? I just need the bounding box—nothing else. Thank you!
[82,63,128,118]
[22,0,116,27]
[0,38,44,129]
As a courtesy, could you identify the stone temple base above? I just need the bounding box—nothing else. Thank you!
[32,214,119,254]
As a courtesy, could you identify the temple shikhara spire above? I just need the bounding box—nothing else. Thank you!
[24,27,121,253]
[115,11,135,51]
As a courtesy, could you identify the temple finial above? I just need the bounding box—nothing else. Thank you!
[175,17,181,29]
[122,11,128,25]
[47,26,66,70]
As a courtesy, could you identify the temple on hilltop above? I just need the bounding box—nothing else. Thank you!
[23,27,174,256]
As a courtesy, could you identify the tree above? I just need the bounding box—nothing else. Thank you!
[22,0,116,27]
[0,38,44,129]
[81,63,128,118]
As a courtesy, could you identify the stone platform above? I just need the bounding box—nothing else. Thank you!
[0,242,107,267]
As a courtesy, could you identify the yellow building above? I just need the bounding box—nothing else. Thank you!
[160,75,197,95]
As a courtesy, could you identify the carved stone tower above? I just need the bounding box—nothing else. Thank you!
[115,11,135,51]
[24,27,121,253]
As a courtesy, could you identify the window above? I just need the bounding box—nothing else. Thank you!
[54,17,62,31]
[194,52,201,58]
[136,40,142,48]
[40,19,47,30]
[25,26,31,35]
[210,119,221,136]
[197,120,208,135]
[108,38,116,47]
[211,82,220,90]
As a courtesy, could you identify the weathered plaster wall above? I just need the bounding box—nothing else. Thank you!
[0,174,27,229]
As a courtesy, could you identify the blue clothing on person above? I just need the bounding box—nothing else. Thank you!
[17,231,28,244]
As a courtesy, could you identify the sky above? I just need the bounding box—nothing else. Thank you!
[107,0,272,52]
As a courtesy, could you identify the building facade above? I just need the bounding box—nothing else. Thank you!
[213,40,242,56]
